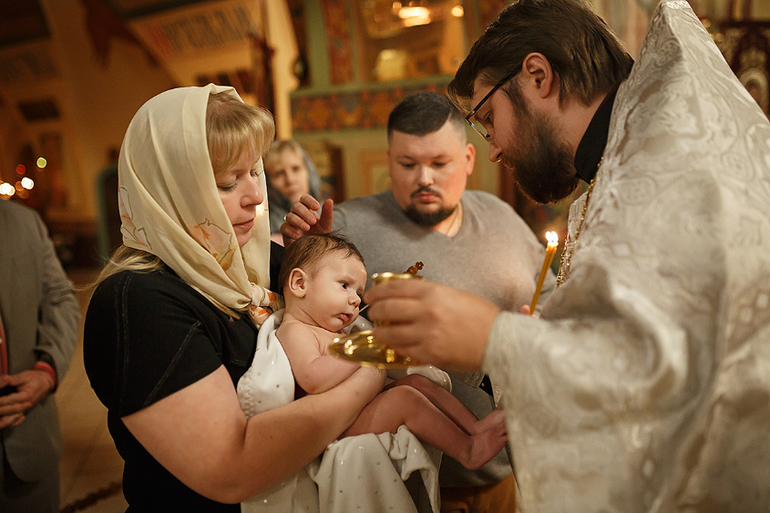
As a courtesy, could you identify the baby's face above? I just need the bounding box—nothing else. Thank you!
[303,252,366,333]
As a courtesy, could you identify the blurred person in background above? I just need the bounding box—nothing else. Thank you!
[264,140,322,244]
[0,199,79,512]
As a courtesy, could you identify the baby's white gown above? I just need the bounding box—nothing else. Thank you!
[236,310,441,513]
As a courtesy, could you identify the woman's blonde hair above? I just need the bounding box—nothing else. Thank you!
[91,246,164,292]
[92,91,276,302]
[206,91,275,174]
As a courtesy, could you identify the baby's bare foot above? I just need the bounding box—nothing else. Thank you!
[474,409,507,435]
[463,425,509,470]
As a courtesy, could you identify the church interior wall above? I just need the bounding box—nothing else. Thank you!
[0,0,766,267]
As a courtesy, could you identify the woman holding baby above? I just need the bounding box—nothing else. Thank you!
[83,85,447,512]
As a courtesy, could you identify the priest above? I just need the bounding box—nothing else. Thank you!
[365,1,770,511]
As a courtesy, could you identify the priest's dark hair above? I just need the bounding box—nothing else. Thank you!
[448,0,634,109]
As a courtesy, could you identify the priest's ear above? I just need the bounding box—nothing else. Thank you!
[286,268,309,299]
[520,52,559,102]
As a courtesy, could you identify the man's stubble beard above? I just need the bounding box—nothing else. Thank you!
[404,187,457,227]
[500,86,580,205]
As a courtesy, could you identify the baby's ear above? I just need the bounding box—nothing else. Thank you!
[287,268,308,298]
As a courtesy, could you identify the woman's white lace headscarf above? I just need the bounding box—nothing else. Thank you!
[118,84,280,325]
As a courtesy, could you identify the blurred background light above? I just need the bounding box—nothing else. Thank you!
[0,182,16,197]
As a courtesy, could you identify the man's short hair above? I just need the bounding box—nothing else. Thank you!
[387,92,466,142]
[448,0,633,109]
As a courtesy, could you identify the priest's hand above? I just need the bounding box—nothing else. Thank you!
[365,280,501,371]
[280,195,334,246]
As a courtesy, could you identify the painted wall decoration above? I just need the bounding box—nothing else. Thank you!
[291,83,446,132]
[320,0,355,84]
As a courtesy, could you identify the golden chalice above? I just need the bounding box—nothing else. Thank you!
[329,271,422,368]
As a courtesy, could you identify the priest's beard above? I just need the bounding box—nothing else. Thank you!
[405,190,456,227]
[501,87,579,204]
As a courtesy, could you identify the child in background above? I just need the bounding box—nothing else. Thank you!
[263,140,322,243]
[275,233,507,470]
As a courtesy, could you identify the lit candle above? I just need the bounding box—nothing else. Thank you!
[530,231,559,314]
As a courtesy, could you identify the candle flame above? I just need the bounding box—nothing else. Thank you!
[546,231,559,245]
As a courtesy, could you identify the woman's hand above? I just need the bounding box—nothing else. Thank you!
[365,280,501,371]
[280,195,334,246]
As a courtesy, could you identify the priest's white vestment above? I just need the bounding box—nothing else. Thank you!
[484,2,770,511]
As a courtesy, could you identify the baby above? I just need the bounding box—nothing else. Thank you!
[276,233,507,470]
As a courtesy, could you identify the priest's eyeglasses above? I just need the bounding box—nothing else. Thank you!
[465,65,522,141]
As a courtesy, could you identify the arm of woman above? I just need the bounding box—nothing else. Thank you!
[123,363,383,504]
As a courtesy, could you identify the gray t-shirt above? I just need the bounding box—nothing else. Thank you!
[333,189,555,487]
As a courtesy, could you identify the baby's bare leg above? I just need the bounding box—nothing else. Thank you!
[388,374,498,435]
[342,385,508,470]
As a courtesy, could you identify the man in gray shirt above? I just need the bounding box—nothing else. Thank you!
[282,92,554,512]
